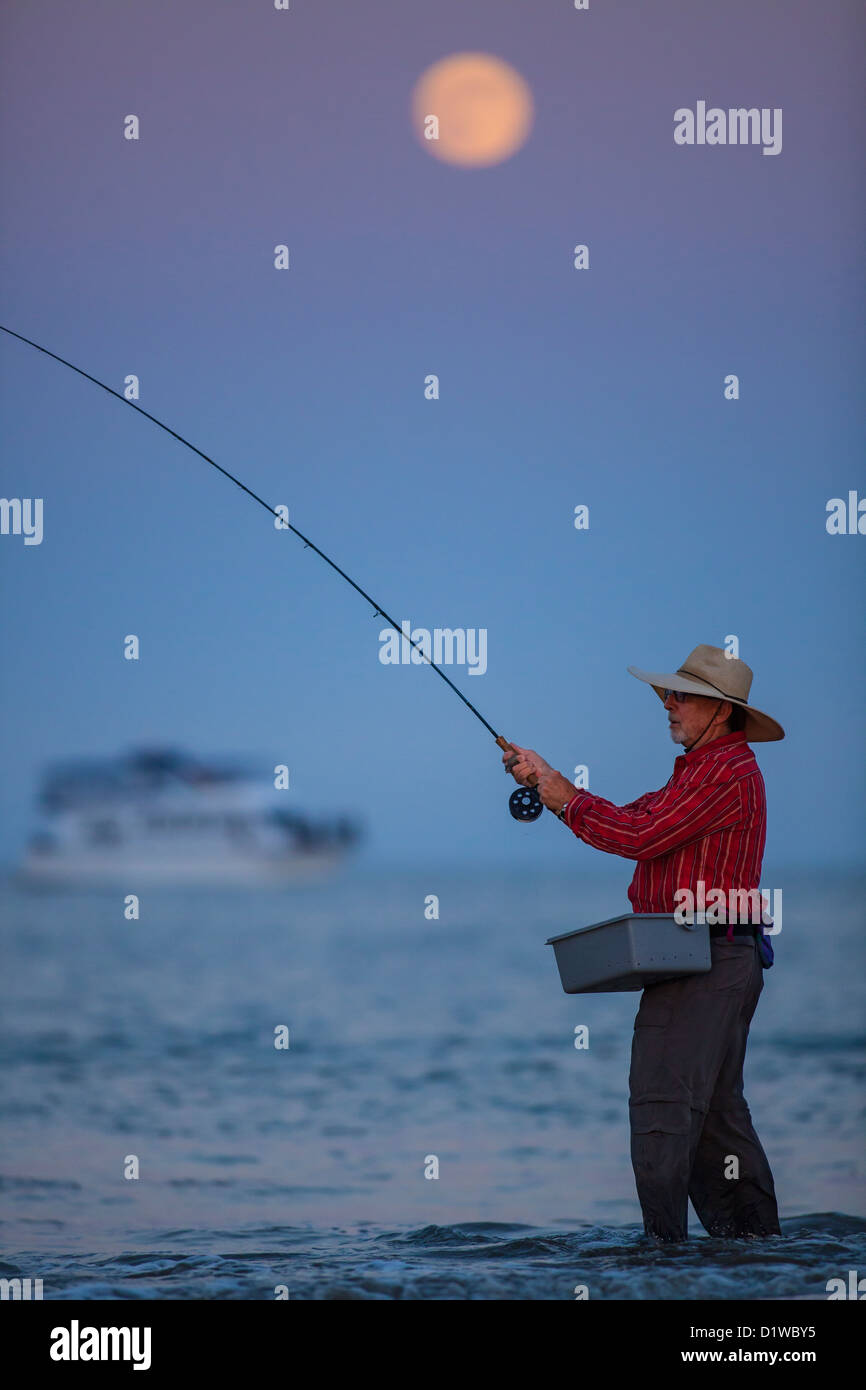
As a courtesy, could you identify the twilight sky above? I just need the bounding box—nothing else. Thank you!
[1,0,863,870]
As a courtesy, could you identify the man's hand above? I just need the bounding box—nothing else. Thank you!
[502,744,579,813]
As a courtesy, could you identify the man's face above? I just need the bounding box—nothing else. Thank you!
[663,689,726,746]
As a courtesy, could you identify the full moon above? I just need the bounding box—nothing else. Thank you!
[411,53,534,168]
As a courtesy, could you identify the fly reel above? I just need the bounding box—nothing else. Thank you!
[508,785,544,821]
[496,736,545,822]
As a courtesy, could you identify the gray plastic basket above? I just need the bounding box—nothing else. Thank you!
[546,913,711,994]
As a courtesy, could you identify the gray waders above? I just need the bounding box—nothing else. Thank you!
[629,934,781,1241]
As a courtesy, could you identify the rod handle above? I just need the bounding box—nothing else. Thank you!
[496,735,539,788]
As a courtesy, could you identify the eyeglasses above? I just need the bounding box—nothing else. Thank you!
[663,689,691,703]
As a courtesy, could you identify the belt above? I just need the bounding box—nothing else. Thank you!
[708,924,760,939]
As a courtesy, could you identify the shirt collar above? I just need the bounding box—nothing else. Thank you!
[677,730,748,767]
[675,728,750,772]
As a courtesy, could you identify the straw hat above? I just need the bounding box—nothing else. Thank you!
[628,644,784,743]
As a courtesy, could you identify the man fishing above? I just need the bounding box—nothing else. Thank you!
[0,328,783,1251]
[503,644,783,1243]
[0,333,785,1246]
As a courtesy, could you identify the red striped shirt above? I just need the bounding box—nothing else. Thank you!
[562,731,766,913]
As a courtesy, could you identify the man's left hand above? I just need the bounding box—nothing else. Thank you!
[502,744,579,813]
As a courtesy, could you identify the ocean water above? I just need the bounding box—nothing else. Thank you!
[1,867,864,1300]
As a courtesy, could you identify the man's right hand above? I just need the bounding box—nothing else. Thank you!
[502,744,548,785]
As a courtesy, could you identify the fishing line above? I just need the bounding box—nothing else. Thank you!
[0,323,545,821]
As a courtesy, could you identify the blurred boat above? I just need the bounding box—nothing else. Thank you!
[19,748,361,886]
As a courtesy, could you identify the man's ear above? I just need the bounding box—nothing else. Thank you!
[718,699,733,728]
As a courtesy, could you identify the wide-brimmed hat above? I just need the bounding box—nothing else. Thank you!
[627,644,784,742]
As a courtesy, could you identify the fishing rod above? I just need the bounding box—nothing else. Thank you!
[1,323,547,822]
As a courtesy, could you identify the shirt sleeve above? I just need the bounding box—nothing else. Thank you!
[562,768,744,862]
[619,788,664,814]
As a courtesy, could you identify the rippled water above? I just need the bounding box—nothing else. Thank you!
[3,1216,864,1301]
[1,868,863,1299]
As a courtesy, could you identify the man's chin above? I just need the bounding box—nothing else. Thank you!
[668,725,686,745]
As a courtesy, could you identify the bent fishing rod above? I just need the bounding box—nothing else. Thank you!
[1,322,546,822]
